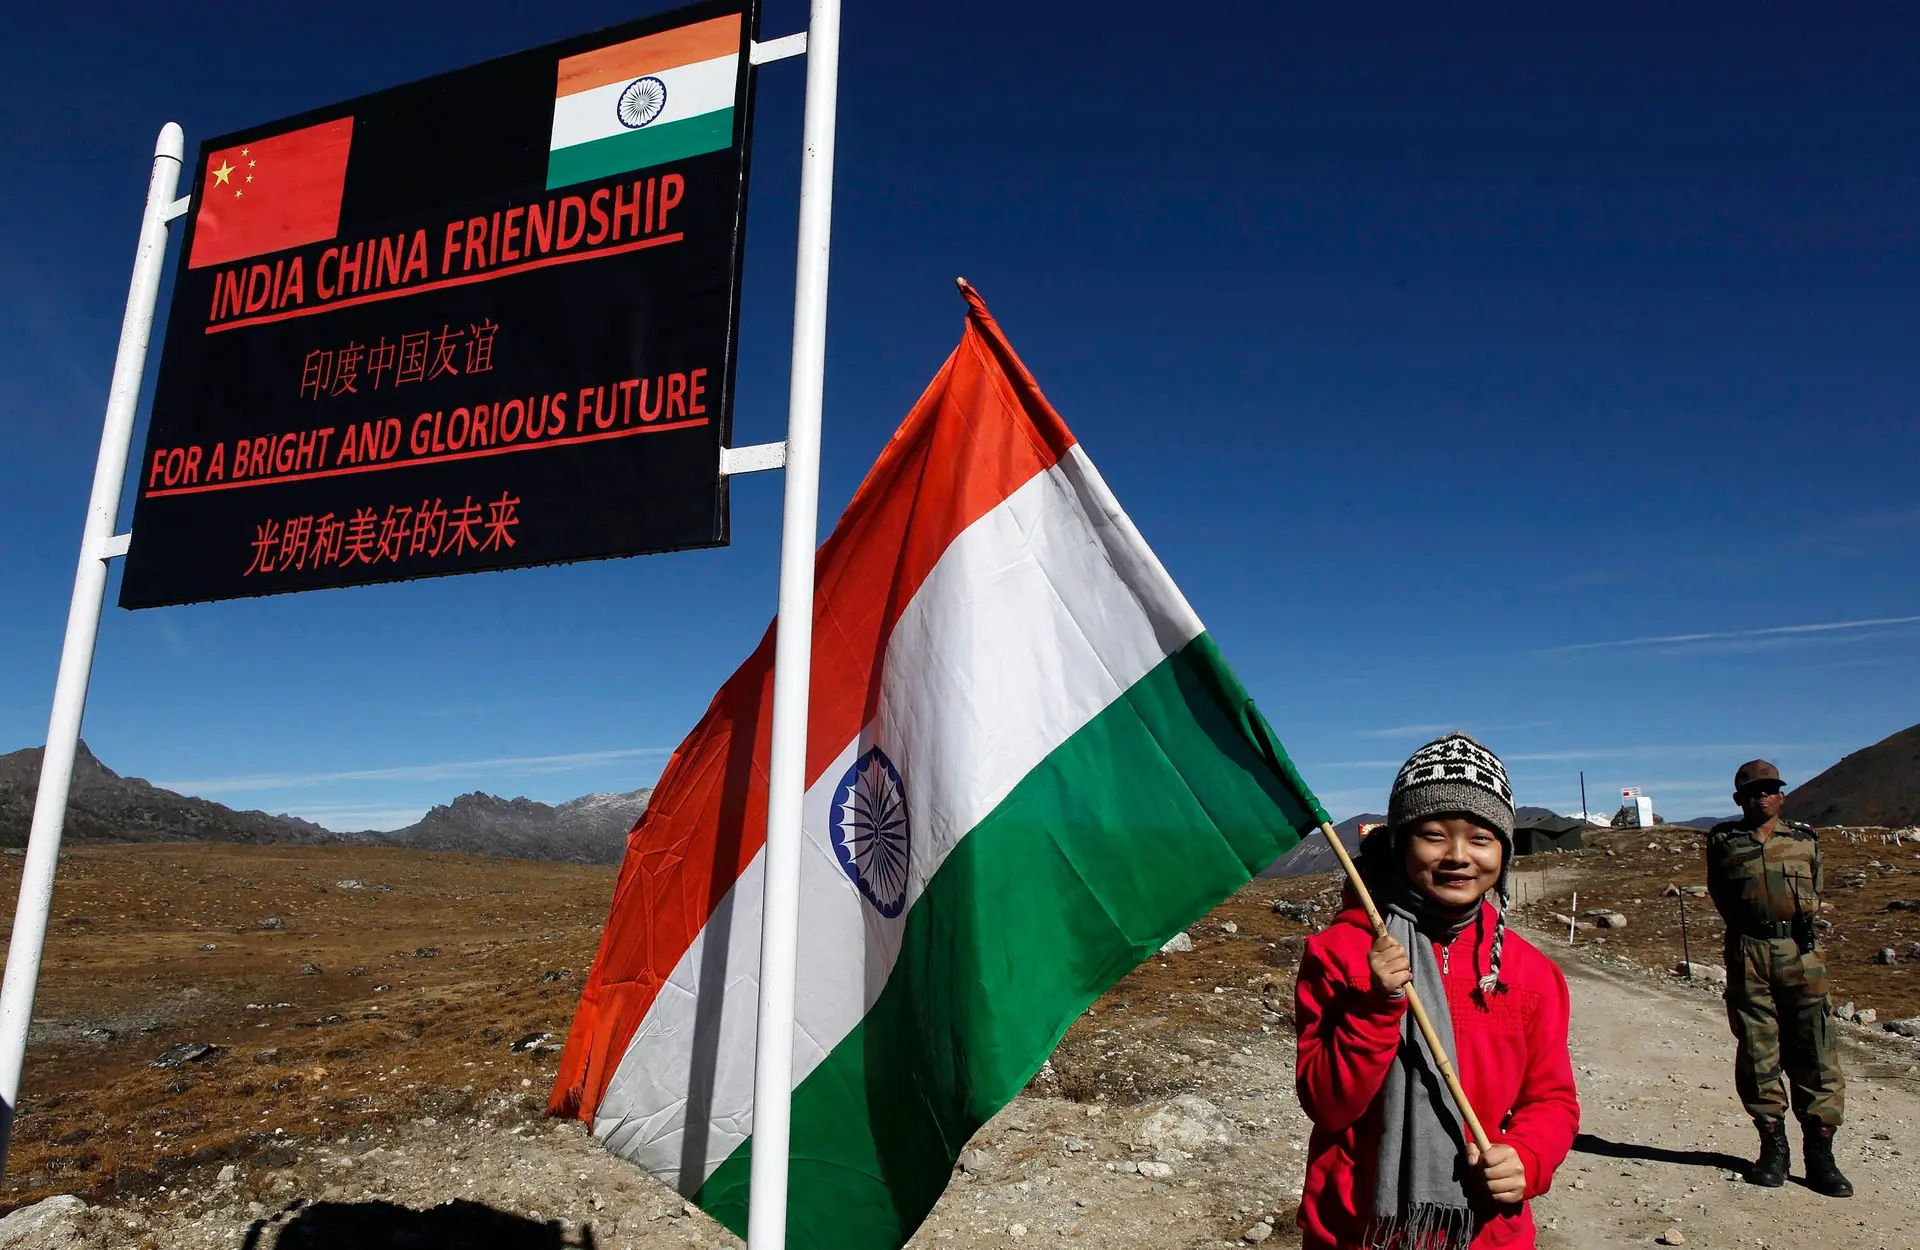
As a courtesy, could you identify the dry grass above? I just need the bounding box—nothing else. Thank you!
[0,843,615,1212]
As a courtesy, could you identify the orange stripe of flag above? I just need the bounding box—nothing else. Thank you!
[555,14,741,98]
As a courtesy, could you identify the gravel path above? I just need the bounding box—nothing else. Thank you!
[1534,945,1920,1250]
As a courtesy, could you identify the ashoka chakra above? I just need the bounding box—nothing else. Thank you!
[616,76,668,129]
[830,747,911,918]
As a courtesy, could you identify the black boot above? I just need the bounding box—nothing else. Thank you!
[1748,1119,1790,1187]
[1802,1123,1854,1198]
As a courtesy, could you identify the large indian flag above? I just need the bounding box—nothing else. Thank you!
[550,285,1326,1249]
[547,13,744,191]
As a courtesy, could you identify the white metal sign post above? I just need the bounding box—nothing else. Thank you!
[747,1,839,1245]
[0,124,187,1172]
[0,8,839,1243]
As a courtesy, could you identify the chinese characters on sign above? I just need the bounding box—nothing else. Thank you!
[121,0,758,607]
[242,492,521,576]
[298,320,499,399]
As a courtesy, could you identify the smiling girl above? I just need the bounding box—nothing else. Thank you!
[1294,734,1580,1249]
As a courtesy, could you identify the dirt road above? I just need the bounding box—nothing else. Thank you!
[1534,943,1920,1250]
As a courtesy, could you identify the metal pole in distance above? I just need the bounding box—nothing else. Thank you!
[0,123,185,1175]
[746,2,839,1247]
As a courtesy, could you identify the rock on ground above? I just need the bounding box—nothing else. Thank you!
[1674,962,1726,986]
[0,1195,87,1247]
[1133,1094,1235,1151]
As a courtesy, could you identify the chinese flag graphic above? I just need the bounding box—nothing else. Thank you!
[187,117,355,269]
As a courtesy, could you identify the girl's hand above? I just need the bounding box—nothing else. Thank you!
[1367,933,1412,1000]
[1465,1141,1527,1205]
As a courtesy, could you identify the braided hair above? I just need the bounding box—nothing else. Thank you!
[1481,873,1509,996]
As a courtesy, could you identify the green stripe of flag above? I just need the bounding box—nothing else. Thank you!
[546,109,736,191]
[694,633,1322,1248]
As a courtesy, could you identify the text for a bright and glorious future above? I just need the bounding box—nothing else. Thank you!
[142,368,709,498]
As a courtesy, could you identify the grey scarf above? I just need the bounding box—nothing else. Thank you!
[1367,900,1476,1250]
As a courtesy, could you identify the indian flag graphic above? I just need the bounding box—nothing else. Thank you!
[547,13,743,191]
[550,286,1325,1249]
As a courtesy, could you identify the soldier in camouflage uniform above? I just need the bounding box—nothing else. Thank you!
[1706,760,1851,1197]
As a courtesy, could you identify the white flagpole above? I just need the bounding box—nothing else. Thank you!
[747,0,840,1247]
[0,123,186,1176]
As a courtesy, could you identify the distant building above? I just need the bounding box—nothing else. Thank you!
[1513,814,1587,855]
[1613,788,1658,828]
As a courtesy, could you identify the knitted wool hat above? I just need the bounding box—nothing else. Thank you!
[1386,732,1516,994]
[1388,733,1515,839]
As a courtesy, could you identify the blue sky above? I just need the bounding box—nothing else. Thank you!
[3,2,1916,830]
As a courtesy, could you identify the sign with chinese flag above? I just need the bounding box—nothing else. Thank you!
[121,0,758,608]
[186,119,354,270]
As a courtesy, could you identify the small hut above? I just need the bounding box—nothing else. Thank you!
[1513,814,1587,856]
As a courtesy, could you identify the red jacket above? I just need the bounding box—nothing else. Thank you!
[1294,901,1579,1249]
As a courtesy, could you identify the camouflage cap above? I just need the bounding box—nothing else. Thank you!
[1733,759,1784,794]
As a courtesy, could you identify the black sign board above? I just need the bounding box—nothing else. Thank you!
[121,0,760,608]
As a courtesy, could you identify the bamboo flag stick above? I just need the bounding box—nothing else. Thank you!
[1315,821,1493,1153]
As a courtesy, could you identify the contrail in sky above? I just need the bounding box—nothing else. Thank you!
[1540,614,1920,655]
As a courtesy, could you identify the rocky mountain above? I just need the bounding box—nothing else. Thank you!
[1784,721,1920,829]
[376,788,650,864]
[0,743,649,863]
[0,743,346,849]
[1259,813,1383,879]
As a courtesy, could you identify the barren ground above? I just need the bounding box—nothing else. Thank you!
[0,832,1917,1248]
[0,843,606,1211]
